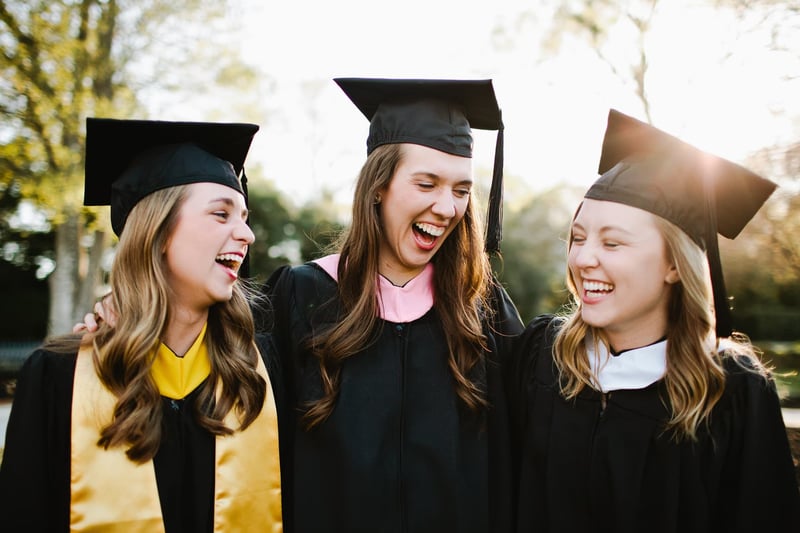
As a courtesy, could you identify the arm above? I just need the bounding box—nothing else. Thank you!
[0,349,75,531]
[259,265,297,533]
[716,362,800,529]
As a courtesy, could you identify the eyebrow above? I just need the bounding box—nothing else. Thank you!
[411,172,473,186]
[572,222,636,236]
[209,197,249,218]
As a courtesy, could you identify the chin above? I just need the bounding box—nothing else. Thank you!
[208,289,235,305]
[580,310,610,329]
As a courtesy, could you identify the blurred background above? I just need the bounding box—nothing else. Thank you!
[1,0,798,477]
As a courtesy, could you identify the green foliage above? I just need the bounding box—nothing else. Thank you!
[0,0,258,333]
[494,185,583,323]
[245,182,345,282]
[758,340,800,406]
[245,180,297,282]
[294,190,346,262]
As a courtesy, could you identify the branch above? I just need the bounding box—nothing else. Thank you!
[92,0,118,101]
[0,2,56,99]
[23,96,58,171]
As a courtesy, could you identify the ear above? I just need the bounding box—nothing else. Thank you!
[665,264,680,284]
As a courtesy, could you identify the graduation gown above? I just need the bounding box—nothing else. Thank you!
[0,337,282,532]
[507,315,800,533]
[265,257,523,533]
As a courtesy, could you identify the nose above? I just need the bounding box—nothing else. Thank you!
[570,241,599,270]
[430,190,456,219]
[234,219,255,245]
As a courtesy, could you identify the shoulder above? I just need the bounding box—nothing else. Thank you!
[10,346,78,413]
[19,346,78,380]
[712,347,786,423]
[509,314,562,381]
[263,261,340,328]
[720,350,775,395]
[264,261,334,294]
[485,279,524,336]
[518,314,562,350]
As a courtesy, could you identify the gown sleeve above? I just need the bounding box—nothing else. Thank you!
[0,348,75,532]
[714,359,800,529]
[482,281,523,533]
[260,264,298,533]
[504,315,557,437]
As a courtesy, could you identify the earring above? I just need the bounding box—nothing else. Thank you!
[374,194,381,204]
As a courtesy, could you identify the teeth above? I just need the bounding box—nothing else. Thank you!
[584,281,613,292]
[215,253,242,269]
[414,222,444,237]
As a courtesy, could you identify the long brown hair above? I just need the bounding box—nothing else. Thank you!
[303,143,493,427]
[554,211,765,441]
[48,185,265,462]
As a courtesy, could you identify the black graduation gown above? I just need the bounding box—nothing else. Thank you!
[507,315,800,533]
[0,339,280,533]
[265,262,523,533]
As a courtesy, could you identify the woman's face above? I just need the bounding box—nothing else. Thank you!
[568,199,679,351]
[164,182,254,312]
[377,143,472,285]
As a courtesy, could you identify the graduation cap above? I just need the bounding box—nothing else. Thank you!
[586,109,777,337]
[334,77,506,253]
[84,118,259,236]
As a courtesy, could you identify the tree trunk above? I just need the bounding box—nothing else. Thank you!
[75,229,107,324]
[48,213,80,335]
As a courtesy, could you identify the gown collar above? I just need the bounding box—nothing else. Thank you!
[587,336,667,393]
[150,322,211,400]
[314,254,435,323]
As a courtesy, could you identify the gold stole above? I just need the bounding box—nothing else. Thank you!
[70,343,282,532]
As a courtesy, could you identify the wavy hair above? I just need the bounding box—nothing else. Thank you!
[303,143,492,428]
[554,210,765,441]
[49,185,266,462]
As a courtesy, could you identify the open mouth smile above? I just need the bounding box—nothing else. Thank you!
[583,280,614,298]
[215,253,243,278]
[413,222,445,248]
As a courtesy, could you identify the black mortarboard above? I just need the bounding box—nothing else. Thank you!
[84,118,259,236]
[334,77,506,253]
[587,109,777,337]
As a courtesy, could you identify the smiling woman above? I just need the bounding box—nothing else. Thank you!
[507,109,800,532]
[0,119,283,532]
[163,183,254,317]
[377,143,473,284]
[264,77,523,533]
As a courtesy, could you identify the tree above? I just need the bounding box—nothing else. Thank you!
[0,0,258,334]
[294,190,347,263]
[245,179,299,283]
[494,184,582,323]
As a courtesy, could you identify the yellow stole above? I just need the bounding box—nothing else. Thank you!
[70,329,282,532]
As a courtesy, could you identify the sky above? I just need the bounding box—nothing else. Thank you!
[207,0,798,209]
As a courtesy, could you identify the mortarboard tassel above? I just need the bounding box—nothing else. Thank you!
[485,118,504,254]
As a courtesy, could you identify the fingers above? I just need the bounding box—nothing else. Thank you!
[97,293,119,328]
[86,311,100,332]
[94,300,106,321]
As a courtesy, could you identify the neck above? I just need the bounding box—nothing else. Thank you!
[605,329,667,354]
[164,307,209,356]
[378,264,426,287]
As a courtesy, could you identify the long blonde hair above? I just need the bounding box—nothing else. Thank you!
[303,143,493,428]
[554,211,764,441]
[50,185,266,462]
